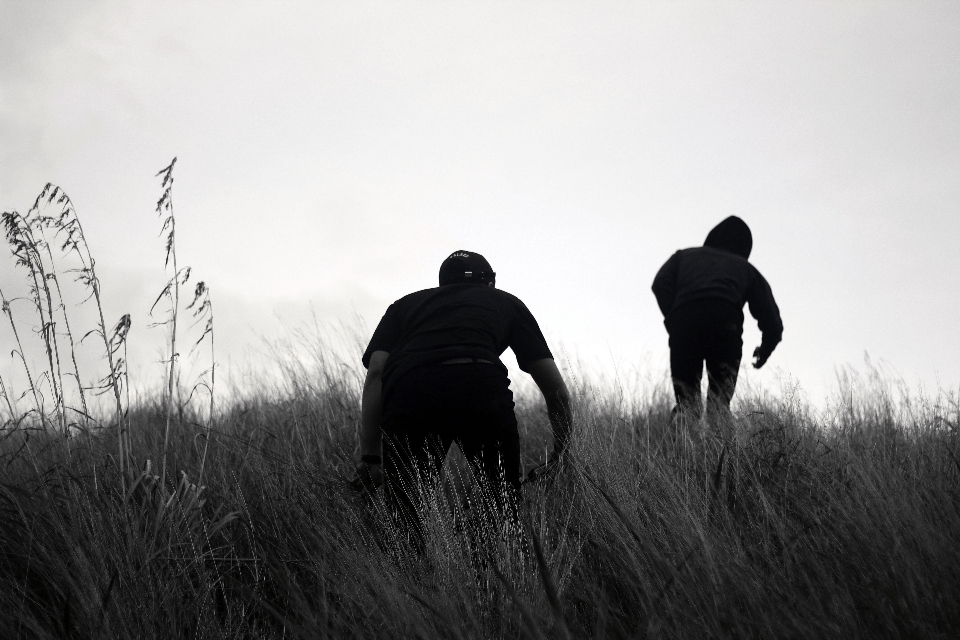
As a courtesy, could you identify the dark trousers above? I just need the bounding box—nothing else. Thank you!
[667,299,743,421]
[381,362,521,546]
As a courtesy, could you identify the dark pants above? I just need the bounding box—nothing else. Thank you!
[381,362,521,546]
[667,299,743,421]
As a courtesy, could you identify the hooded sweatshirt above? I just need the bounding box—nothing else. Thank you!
[652,216,783,357]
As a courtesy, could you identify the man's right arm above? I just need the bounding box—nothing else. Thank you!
[360,350,389,458]
[351,350,388,490]
[524,358,573,458]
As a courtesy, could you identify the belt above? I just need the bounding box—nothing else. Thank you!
[441,357,495,365]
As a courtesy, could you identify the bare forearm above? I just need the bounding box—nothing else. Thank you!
[525,357,574,455]
[545,390,572,453]
[359,375,382,456]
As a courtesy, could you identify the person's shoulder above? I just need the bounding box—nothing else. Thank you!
[488,288,538,315]
[696,246,750,263]
[746,260,769,281]
[672,246,706,264]
[486,287,522,303]
[391,287,441,307]
[441,284,525,306]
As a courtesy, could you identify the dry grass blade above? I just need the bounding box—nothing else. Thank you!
[406,590,467,640]
[526,518,571,638]
[490,560,549,640]
[579,467,702,624]
[94,569,118,637]
[713,445,726,492]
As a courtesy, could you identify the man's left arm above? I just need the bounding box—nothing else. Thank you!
[746,269,783,369]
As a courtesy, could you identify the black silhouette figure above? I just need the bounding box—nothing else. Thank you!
[352,250,572,546]
[652,216,783,422]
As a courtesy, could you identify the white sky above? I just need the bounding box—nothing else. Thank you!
[1,1,958,405]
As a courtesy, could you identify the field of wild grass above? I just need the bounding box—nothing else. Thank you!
[2,167,960,639]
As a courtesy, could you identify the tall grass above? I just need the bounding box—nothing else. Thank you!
[152,157,185,485]
[2,337,959,639]
[1,175,959,639]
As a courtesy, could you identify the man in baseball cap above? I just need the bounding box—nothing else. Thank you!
[352,250,572,546]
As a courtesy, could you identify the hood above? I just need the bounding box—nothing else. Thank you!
[704,216,752,259]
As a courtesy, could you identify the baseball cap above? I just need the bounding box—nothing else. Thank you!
[438,250,496,286]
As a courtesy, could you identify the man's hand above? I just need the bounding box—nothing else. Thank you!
[349,461,383,492]
[752,347,770,369]
[524,449,565,485]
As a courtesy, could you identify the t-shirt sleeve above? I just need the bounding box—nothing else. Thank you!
[362,303,401,369]
[508,299,553,371]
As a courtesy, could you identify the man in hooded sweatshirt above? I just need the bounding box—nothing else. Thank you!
[652,216,783,421]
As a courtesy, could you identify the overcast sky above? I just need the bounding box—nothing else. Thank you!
[1,1,958,406]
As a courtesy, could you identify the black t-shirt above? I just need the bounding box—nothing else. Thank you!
[362,284,553,394]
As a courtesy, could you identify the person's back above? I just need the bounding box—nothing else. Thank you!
[364,283,554,401]
[354,250,572,549]
[661,246,758,314]
[652,216,783,421]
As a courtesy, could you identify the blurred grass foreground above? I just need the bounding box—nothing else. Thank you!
[2,174,960,639]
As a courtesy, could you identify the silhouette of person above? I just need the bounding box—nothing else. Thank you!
[352,250,572,545]
[652,216,782,422]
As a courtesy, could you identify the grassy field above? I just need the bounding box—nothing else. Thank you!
[2,174,960,639]
[2,341,960,639]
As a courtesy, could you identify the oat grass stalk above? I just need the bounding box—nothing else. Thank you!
[106,314,132,467]
[1,210,65,432]
[0,286,44,423]
[28,187,93,430]
[152,158,187,487]
[186,281,215,484]
[0,374,16,429]
[37,184,133,472]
